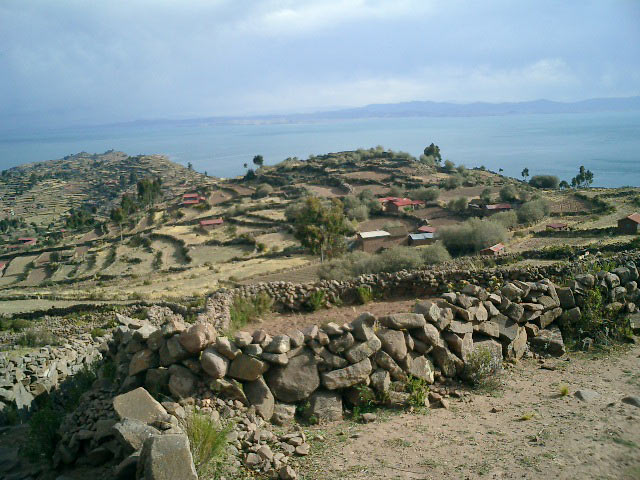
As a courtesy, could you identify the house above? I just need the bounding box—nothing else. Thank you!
[408,232,435,246]
[199,218,224,231]
[417,225,437,234]
[546,223,568,231]
[481,204,512,216]
[479,243,505,256]
[182,193,203,206]
[17,237,37,246]
[356,230,392,253]
[618,213,640,234]
[384,198,425,214]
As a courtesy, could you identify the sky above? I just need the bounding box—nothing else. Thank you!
[1,0,639,129]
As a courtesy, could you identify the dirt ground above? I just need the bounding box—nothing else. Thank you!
[292,344,640,480]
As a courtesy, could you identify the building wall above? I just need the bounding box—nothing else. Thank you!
[618,219,640,234]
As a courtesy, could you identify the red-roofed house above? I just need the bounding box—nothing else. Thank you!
[199,218,224,231]
[17,237,37,246]
[546,223,568,231]
[385,198,425,214]
[618,213,640,234]
[417,226,437,234]
[479,243,505,256]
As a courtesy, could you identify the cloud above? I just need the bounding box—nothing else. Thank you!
[235,0,435,36]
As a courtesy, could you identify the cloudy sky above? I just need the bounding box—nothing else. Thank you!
[1,0,639,128]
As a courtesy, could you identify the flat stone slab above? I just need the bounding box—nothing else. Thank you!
[113,387,168,424]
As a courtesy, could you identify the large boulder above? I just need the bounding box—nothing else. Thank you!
[345,336,382,364]
[373,351,407,381]
[244,377,275,421]
[159,336,190,367]
[304,390,342,422]
[137,434,197,480]
[442,331,473,361]
[380,313,426,330]
[530,326,566,357]
[265,349,320,402]
[200,346,230,379]
[168,365,197,399]
[129,349,158,376]
[178,322,217,354]
[321,358,373,390]
[228,354,268,381]
[112,418,160,454]
[431,345,463,377]
[113,388,168,424]
[350,313,377,342]
[405,352,435,383]
[504,326,527,360]
[413,301,451,330]
[377,329,407,363]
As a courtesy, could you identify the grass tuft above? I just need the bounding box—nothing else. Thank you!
[183,409,232,478]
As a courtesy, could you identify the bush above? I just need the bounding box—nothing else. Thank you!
[529,175,560,189]
[307,290,327,311]
[375,247,424,272]
[440,175,462,190]
[16,329,60,347]
[439,218,507,256]
[254,184,274,198]
[23,406,61,461]
[463,346,502,391]
[412,187,439,202]
[346,204,369,222]
[228,293,273,333]
[492,210,518,229]
[183,410,231,478]
[356,286,374,305]
[447,197,468,214]
[419,244,451,265]
[90,327,107,339]
[499,185,518,202]
[517,199,550,225]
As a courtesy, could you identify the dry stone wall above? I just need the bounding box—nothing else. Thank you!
[67,260,640,478]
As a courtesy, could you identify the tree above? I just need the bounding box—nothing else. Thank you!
[571,166,594,188]
[444,160,456,172]
[412,187,440,202]
[187,162,193,170]
[480,188,492,204]
[529,175,560,189]
[291,197,351,261]
[521,168,529,182]
[447,197,468,214]
[559,180,570,190]
[423,143,442,164]
[253,155,264,168]
[499,185,518,202]
[440,218,506,256]
[110,207,125,241]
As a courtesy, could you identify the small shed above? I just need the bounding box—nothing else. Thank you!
[618,213,640,234]
[408,232,435,246]
[356,230,391,253]
[479,243,505,256]
[546,223,568,231]
[417,225,437,234]
[200,218,224,231]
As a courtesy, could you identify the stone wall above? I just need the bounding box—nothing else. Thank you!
[200,250,640,331]
[68,262,639,477]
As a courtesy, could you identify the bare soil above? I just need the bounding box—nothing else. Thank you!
[293,344,640,480]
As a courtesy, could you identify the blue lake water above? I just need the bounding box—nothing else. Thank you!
[1,111,639,187]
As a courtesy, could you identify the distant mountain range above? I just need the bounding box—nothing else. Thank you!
[119,96,640,128]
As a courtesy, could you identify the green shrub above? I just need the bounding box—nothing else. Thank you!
[375,246,424,272]
[411,187,439,202]
[499,185,518,202]
[183,410,231,478]
[307,290,327,311]
[90,327,107,339]
[517,199,551,225]
[16,329,60,347]
[447,196,468,214]
[228,293,273,333]
[406,376,429,408]
[492,210,518,229]
[440,218,507,256]
[23,406,61,462]
[463,347,502,391]
[356,286,374,305]
[440,175,462,190]
[529,175,560,189]
[419,244,451,265]
[254,183,274,198]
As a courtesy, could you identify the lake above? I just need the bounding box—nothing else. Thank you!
[1,111,639,187]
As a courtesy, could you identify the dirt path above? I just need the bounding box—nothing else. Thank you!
[293,345,640,480]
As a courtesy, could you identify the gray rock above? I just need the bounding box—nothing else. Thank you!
[137,434,197,480]
[144,368,170,396]
[178,322,217,354]
[621,396,640,408]
[321,358,373,390]
[472,337,503,365]
[492,314,519,343]
[410,323,444,348]
[244,377,275,421]
[448,320,473,335]
[304,390,342,422]
[200,346,230,379]
[443,331,473,361]
[574,389,600,402]
[328,332,355,354]
[113,418,160,454]
[234,331,253,347]
[501,283,524,301]
[228,354,268,381]
[473,320,500,338]
[168,365,197,399]
[265,335,291,354]
[243,344,263,356]
[350,313,377,342]
[377,329,407,363]
[113,387,168,424]
[405,352,435,383]
[159,335,189,367]
[262,352,289,365]
[345,336,382,363]
[215,337,241,360]
[319,349,349,369]
[288,330,305,348]
[431,345,463,377]
[265,349,320,402]
[370,369,391,393]
[373,350,407,381]
[129,349,158,376]
[556,287,576,309]
[504,326,527,360]
[530,326,566,357]
[380,313,426,330]
[505,303,525,323]
[209,378,248,405]
[271,402,297,426]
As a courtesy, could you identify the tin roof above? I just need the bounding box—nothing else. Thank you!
[358,230,391,239]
